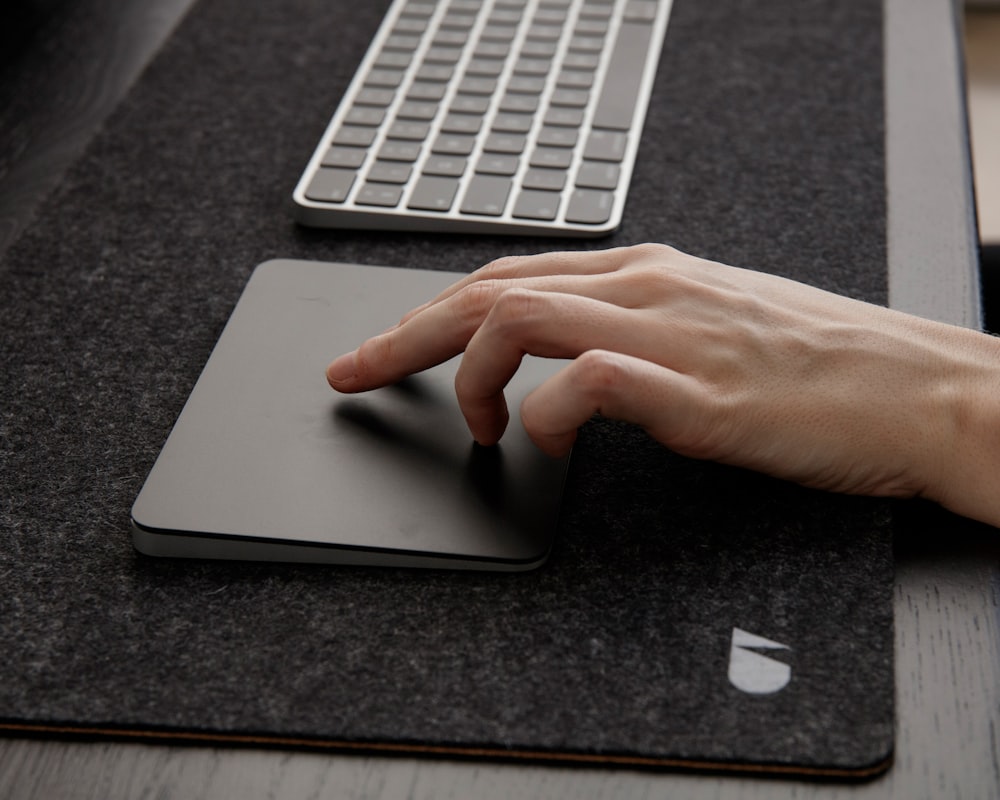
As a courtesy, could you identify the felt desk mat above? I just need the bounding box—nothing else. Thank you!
[0,0,894,778]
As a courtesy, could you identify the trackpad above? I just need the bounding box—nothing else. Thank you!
[131,260,569,569]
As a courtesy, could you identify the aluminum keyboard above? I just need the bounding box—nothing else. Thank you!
[293,0,673,236]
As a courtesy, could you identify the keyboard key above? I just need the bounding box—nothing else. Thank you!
[459,76,498,95]
[366,68,405,88]
[527,24,562,41]
[433,29,468,46]
[534,7,568,24]
[584,129,627,161]
[507,76,546,94]
[401,1,434,17]
[557,70,594,90]
[514,58,552,76]
[379,141,422,161]
[440,12,476,29]
[530,146,573,169]
[492,113,533,134]
[356,183,403,207]
[425,46,462,64]
[408,175,459,211]
[466,58,504,77]
[387,120,431,140]
[499,94,539,113]
[393,16,428,34]
[417,64,454,82]
[451,95,491,114]
[480,24,518,42]
[624,0,658,23]
[355,88,395,107]
[513,189,561,220]
[423,155,467,177]
[549,88,590,107]
[521,40,558,58]
[476,154,520,175]
[461,175,512,216]
[344,106,385,128]
[522,167,567,191]
[432,133,477,155]
[441,113,483,135]
[333,126,377,147]
[568,35,605,53]
[565,188,613,224]
[384,34,421,51]
[536,126,578,147]
[304,168,356,202]
[579,3,613,20]
[322,146,367,168]
[397,101,439,120]
[562,52,600,70]
[489,10,523,25]
[474,41,511,59]
[592,21,654,130]
[575,18,610,35]
[375,51,413,69]
[408,82,447,101]
[544,108,584,127]
[484,133,527,154]
[367,161,413,183]
[575,160,620,189]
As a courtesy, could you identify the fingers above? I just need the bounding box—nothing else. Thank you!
[327,244,697,392]
[520,351,714,458]
[454,289,641,443]
[327,269,652,393]
[398,245,665,324]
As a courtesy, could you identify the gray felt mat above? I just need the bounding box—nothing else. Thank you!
[0,0,893,778]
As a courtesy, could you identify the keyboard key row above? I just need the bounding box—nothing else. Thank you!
[305,158,619,225]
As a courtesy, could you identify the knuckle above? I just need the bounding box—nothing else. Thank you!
[479,254,529,280]
[490,286,539,325]
[620,242,683,269]
[626,242,674,261]
[453,282,552,339]
[453,280,506,328]
[572,349,629,400]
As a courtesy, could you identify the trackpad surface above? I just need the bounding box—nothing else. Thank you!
[132,259,568,569]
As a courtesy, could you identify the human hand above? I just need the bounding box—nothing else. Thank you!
[327,244,1000,527]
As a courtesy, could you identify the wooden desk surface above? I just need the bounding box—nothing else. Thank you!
[0,0,996,797]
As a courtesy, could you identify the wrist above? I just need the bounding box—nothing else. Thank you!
[922,325,1000,528]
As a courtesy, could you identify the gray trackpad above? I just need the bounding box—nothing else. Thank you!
[131,260,568,569]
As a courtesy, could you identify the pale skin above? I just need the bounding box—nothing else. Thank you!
[327,244,1000,529]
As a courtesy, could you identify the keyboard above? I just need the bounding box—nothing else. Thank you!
[293,0,673,236]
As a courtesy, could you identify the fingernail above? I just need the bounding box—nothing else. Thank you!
[326,352,356,386]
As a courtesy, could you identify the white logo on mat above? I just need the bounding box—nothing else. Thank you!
[728,627,791,695]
